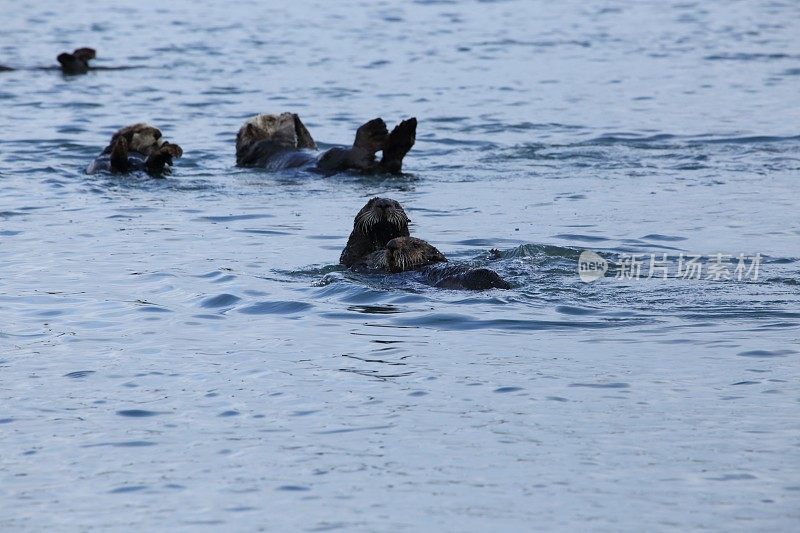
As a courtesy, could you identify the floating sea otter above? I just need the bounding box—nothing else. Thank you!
[86,123,183,176]
[236,113,416,174]
[339,197,411,267]
[57,47,96,74]
[339,198,510,290]
[1,47,134,74]
[358,236,511,290]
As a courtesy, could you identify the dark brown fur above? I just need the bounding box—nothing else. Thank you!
[340,198,410,267]
[236,113,416,174]
[57,47,96,74]
[87,123,182,176]
[359,236,511,290]
[363,237,447,273]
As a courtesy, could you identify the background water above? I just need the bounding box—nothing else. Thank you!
[1,0,799,530]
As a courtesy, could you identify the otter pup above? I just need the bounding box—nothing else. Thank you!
[339,197,411,267]
[57,47,96,74]
[236,113,416,174]
[360,236,512,290]
[359,236,447,272]
[86,123,183,176]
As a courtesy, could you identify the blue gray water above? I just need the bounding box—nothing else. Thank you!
[1,0,799,530]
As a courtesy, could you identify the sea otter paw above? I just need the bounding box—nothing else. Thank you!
[109,136,130,172]
[160,142,183,158]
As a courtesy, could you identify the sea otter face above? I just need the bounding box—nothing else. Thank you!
[237,114,285,151]
[110,123,165,155]
[353,197,410,235]
[340,197,412,267]
[382,236,447,273]
[236,113,316,162]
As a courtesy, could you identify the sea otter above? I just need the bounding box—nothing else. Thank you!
[359,236,511,290]
[57,47,96,74]
[0,47,135,74]
[86,123,183,176]
[339,197,411,267]
[236,113,416,174]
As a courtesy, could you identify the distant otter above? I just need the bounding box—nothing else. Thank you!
[1,47,136,74]
[236,112,416,174]
[339,197,411,267]
[57,47,96,74]
[86,123,183,176]
[359,236,512,290]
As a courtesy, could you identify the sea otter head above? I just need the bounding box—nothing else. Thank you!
[381,236,447,273]
[353,197,410,241]
[109,123,166,155]
[236,112,316,163]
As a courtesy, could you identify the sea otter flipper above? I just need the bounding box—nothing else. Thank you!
[379,117,416,174]
[354,118,388,155]
[145,143,183,176]
[109,136,131,173]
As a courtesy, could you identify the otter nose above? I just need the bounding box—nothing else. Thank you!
[153,130,162,140]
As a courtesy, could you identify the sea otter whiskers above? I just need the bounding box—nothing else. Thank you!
[236,113,416,174]
[340,197,410,267]
[86,123,183,176]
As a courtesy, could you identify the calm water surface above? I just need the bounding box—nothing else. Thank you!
[1,0,799,530]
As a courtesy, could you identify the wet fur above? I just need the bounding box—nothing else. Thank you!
[235,113,316,166]
[236,113,416,174]
[57,47,96,75]
[363,237,447,273]
[87,123,182,176]
[360,236,511,290]
[340,198,410,267]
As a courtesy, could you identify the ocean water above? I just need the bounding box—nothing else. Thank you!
[1,0,799,530]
